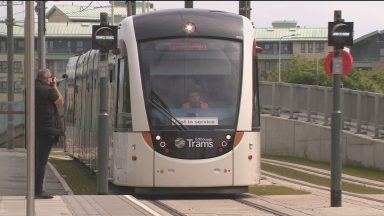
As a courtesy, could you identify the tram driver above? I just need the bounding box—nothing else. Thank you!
[181,86,209,110]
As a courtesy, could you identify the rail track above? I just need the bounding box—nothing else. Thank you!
[261,169,384,205]
[262,158,384,189]
[134,195,299,216]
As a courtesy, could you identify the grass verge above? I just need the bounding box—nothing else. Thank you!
[262,155,384,183]
[248,185,310,196]
[49,158,97,194]
[262,162,384,194]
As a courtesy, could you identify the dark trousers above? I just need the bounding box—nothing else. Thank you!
[35,135,57,194]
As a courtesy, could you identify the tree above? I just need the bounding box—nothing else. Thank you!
[261,57,384,94]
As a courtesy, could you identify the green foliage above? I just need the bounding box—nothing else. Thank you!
[261,57,384,93]
[248,185,310,195]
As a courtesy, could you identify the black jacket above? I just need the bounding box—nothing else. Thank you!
[35,80,61,136]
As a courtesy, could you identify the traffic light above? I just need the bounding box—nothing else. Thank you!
[328,21,354,47]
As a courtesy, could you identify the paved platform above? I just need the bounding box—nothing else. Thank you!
[0,148,68,196]
[0,195,158,216]
[1,148,383,215]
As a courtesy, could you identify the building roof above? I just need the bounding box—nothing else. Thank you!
[272,20,297,28]
[354,30,384,44]
[0,22,93,38]
[46,4,155,22]
[254,27,328,42]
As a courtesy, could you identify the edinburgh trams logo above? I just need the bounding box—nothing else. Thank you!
[186,137,214,148]
[174,137,214,149]
[174,137,186,148]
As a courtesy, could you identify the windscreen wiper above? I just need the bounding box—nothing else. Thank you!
[149,90,188,131]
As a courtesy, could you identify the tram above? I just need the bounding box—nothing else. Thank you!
[64,8,261,193]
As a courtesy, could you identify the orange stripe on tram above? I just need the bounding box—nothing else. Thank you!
[142,132,153,149]
[233,131,244,148]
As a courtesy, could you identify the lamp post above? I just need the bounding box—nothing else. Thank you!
[278,33,300,82]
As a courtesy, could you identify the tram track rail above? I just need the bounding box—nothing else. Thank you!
[262,158,384,189]
[145,199,187,216]
[234,198,293,216]
[262,170,384,205]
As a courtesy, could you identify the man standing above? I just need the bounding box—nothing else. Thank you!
[35,69,64,199]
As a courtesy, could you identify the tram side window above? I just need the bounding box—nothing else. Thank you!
[115,57,132,131]
[252,42,260,130]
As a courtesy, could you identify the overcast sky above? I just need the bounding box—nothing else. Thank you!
[1,1,383,38]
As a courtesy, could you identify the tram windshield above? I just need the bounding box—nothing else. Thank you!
[139,38,242,130]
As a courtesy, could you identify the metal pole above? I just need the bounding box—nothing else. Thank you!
[7,1,14,150]
[185,0,193,8]
[131,1,136,15]
[37,1,46,70]
[97,13,109,195]
[317,56,319,76]
[278,37,282,82]
[142,0,145,13]
[373,94,380,138]
[330,10,343,208]
[126,1,133,17]
[245,1,251,19]
[111,1,114,25]
[239,1,245,16]
[25,1,35,215]
[97,55,109,195]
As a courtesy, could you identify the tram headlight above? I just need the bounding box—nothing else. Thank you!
[225,134,231,140]
[155,135,161,141]
[183,22,196,34]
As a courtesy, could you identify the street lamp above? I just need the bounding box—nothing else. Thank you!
[278,33,300,82]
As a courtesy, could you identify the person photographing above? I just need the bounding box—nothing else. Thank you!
[35,69,64,199]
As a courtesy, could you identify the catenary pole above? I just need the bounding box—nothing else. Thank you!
[330,10,343,207]
[239,1,251,19]
[7,1,14,150]
[25,1,35,215]
[96,12,110,195]
[126,1,132,17]
[142,0,145,13]
[37,1,46,70]
[131,1,136,15]
[111,1,114,25]
[185,1,193,8]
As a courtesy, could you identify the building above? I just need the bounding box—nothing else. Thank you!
[350,30,384,70]
[0,3,155,102]
[0,22,94,101]
[255,21,333,78]
[46,2,155,23]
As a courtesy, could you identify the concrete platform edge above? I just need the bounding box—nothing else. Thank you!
[48,162,74,195]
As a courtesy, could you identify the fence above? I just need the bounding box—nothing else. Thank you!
[259,81,384,139]
[0,101,25,134]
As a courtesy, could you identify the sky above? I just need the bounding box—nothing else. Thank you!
[0,1,383,38]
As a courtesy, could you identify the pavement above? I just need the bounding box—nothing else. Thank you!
[1,148,384,215]
[0,148,68,196]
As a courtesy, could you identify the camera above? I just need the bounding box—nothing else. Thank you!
[57,74,68,84]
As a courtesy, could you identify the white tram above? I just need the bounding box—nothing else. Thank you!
[65,9,261,193]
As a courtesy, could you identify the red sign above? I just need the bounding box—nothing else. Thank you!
[324,50,354,77]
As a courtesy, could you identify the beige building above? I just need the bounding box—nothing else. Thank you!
[255,21,333,78]
[0,3,156,103]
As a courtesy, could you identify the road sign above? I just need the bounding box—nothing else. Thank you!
[92,25,118,52]
[324,50,353,77]
[328,21,354,47]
